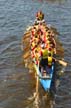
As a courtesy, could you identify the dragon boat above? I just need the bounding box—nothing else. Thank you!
[30,22,56,92]
[22,11,66,93]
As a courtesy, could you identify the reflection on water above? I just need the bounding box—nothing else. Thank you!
[0,0,71,108]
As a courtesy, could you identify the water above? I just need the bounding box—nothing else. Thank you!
[0,0,71,108]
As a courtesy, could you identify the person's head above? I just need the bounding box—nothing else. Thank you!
[35,49,38,53]
[50,42,54,48]
[46,27,49,31]
[35,34,38,38]
[37,29,43,35]
[33,26,36,29]
[48,47,52,51]
[41,45,44,49]
[48,30,51,35]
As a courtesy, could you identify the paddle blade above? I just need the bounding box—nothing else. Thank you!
[24,46,30,51]
[23,35,30,40]
[22,51,30,59]
[58,60,67,67]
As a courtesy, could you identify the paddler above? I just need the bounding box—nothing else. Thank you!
[49,40,56,54]
[39,43,55,73]
[39,44,48,72]
[34,11,45,24]
[48,47,54,56]
[47,53,55,68]
[31,26,37,38]
[44,52,55,75]
[34,49,40,65]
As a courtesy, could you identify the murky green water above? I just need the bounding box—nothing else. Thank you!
[0,0,71,108]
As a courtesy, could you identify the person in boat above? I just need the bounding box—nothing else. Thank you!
[34,11,45,25]
[36,28,43,36]
[39,42,55,72]
[48,47,53,56]
[34,49,40,65]
[47,53,55,68]
[39,45,48,72]
[31,26,37,38]
[47,34,56,54]
[31,31,42,51]
[49,39,56,54]
[45,52,55,76]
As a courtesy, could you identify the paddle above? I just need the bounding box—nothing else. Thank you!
[23,51,31,59]
[49,26,60,35]
[57,59,67,67]
[34,74,39,106]
[21,42,30,51]
[23,31,30,36]
[23,42,67,66]
[32,61,39,106]
[24,46,30,51]
[22,26,32,40]
[23,52,68,67]
[58,59,71,66]
[22,24,68,67]
[52,56,67,67]
[23,54,30,59]
[22,31,31,41]
[22,35,30,40]
[23,43,67,67]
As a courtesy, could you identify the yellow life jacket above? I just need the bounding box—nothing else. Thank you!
[31,42,35,48]
[48,51,53,56]
[48,48,54,56]
[34,38,39,43]
[48,56,52,66]
[36,47,40,52]
[35,53,39,60]
[42,49,48,59]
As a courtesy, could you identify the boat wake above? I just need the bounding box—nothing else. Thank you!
[25,91,56,108]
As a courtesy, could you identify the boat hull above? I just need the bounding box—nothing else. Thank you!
[34,63,55,92]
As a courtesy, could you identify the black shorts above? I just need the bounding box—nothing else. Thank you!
[39,58,48,68]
